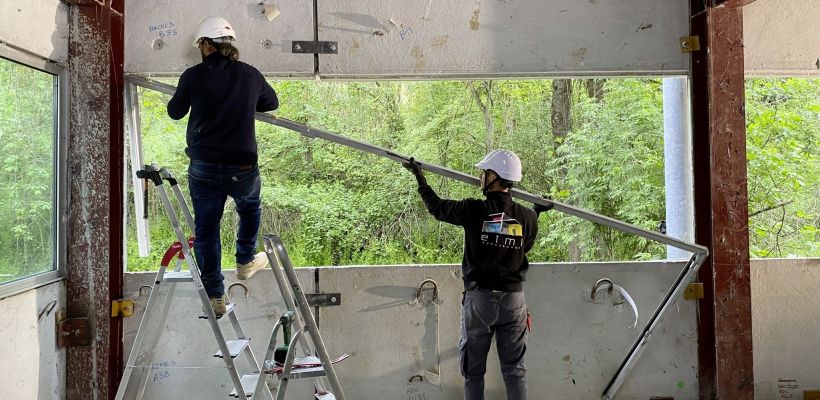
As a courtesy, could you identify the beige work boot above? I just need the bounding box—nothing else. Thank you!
[209,294,229,318]
[236,252,268,280]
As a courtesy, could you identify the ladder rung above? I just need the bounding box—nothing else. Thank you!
[214,339,251,359]
[198,303,236,320]
[228,373,261,398]
[287,366,327,379]
[163,271,192,282]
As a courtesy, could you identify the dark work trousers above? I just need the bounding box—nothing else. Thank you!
[188,162,262,298]
[460,288,528,400]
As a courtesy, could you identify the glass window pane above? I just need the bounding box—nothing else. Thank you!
[0,57,57,285]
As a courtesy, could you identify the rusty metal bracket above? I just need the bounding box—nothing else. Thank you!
[111,299,135,318]
[292,41,338,54]
[680,36,701,52]
[57,317,91,348]
[305,293,341,307]
[684,283,705,300]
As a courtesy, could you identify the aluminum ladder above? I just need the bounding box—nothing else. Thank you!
[240,234,346,400]
[115,164,271,399]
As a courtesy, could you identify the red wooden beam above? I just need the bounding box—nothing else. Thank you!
[690,1,754,399]
[66,2,124,399]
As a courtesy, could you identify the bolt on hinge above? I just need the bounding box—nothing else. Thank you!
[680,36,701,53]
[111,299,135,318]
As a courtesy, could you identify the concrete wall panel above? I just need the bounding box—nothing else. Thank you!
[0,281,66,400]
[124,261,698,399]
[744,0,820,76]
[317,0,689,78]
[752,258,820,398]
[0,0,68,63]
[318,262,697,399]
[124,0,315,76]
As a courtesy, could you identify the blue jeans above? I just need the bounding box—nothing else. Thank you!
[460,288,528,400]
[188,162,262,298]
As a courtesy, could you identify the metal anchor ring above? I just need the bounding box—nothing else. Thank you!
[411,278,439,305]
[591,278,614,302]
[228,282,249,300]
[139,285,152,296]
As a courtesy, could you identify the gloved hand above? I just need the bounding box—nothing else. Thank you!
[533,197,554,215]
[402,157,427,186]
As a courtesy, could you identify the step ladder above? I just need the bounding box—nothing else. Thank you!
[243,234,346,400]
[115,164,272,400]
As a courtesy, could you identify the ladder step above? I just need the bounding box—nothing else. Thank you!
[315,393,336,400]
[214,339,251,359]
[228,373,261,398]
[287,366,327,379]
[198,303,236,320]
[163,271,193,282]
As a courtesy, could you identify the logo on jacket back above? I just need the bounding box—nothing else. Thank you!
[480,213,523,249]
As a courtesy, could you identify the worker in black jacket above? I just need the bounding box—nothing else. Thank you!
[404,149,538,400]
[167,17,278,317]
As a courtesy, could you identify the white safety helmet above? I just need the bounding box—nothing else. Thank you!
[193,17,236,48]
[475,149,522,182]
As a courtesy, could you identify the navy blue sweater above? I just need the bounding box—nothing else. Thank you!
[167,53,278,165]
[418,185,538,292]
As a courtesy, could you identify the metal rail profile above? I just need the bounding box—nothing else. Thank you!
[126,74,709,399]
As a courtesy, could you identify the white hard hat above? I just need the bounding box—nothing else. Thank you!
[475,149,522,182]
[193,17,236,48]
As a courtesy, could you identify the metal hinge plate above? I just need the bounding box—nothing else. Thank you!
[305,293,341,307]
[684,283,705,300]
[292,41,338,54]
[111,299,135,318]
[680,36,701,53]
[57,317,91,348]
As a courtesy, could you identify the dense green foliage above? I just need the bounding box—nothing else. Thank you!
[123,77,818,271]
[0,59,56,283]
[746,78,820,257]
[0,56,816,280]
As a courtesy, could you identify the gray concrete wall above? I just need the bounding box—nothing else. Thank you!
[0,281,66,400]
[123,261,698,399]
[752,258,820,398]
[124,0,689,76]
[0,0,69,62]
[744,0,820,76]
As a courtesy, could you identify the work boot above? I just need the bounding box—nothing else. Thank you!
[209,294,229,318]
[236,252,268,280]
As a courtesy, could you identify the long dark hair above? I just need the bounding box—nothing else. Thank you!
[205,38,240,61]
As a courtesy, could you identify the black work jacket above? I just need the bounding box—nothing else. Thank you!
[167,53,278,165]
[418,184,538,292]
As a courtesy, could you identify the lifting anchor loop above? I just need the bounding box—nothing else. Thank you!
[409,278,440,307]
[228,282,249,300]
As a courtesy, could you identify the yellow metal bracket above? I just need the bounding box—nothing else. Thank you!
[680,36,701,53]
[684,283,705,300]
[111,299,135,318]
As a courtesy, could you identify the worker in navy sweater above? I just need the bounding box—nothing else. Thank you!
[167,17,278,317]
[404,150,539,400]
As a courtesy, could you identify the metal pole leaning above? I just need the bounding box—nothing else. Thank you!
[127,75,709,399]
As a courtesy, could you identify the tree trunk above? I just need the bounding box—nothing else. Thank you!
[469,81,495,152]
[550,79,581,261]
[585,79,606,102]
